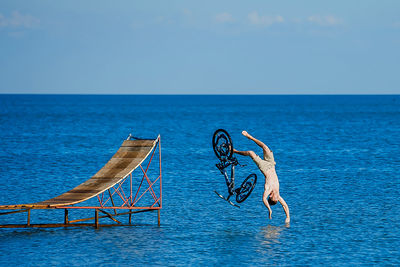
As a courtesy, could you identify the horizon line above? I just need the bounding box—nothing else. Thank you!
[0,93,399,96]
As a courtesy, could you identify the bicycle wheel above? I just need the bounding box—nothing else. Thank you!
[236,173,257,203]
[212,129,233,161]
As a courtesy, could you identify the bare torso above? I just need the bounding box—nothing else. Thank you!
[263,167,280,199]
[252,151,280,200]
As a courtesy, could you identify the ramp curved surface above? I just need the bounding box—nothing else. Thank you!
[0,138,158,209]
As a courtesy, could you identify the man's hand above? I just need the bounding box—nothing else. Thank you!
[268,210,272,219]
[242,130,249,137]
[285,217,290,224]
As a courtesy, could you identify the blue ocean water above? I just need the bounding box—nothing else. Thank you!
[0,95,399,266]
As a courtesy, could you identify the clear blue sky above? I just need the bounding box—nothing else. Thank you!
[1,1,399,94]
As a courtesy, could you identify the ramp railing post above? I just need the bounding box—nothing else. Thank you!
[95,209,99,229]
[27,209,31,226]
[64,209,69,224]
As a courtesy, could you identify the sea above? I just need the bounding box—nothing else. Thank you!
[0,95,399,266]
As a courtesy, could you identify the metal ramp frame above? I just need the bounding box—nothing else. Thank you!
[0,134,162,229]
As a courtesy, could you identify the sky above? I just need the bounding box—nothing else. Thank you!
[0,1,399,94]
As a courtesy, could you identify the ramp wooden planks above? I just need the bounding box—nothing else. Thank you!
[0,139,157,209]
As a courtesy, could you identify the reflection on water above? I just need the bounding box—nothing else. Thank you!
[258,225,288,246]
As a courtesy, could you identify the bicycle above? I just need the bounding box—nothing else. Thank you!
[212,129,257,208]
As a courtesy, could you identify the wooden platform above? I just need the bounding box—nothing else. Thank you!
[0,139,157,210]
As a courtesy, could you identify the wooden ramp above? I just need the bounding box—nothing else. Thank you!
[0,138,158,209]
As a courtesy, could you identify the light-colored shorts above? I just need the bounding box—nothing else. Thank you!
[253,155,275,174]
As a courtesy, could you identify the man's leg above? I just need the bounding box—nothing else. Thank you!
[233,149,257,160]
[242,131,272,154]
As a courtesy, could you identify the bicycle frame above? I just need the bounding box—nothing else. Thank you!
[216,158,239,199]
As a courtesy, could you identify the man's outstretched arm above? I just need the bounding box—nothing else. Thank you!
[262,188,273,219]
[278,196,290,224]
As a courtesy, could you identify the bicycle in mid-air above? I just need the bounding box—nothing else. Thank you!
[212,129,257,208]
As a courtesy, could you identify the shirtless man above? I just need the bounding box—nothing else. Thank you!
[233,131,290,223]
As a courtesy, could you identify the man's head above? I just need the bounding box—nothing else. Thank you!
[268,196,278,206]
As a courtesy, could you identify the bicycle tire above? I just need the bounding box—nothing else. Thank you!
[236,173,257,203]
[212,129,233,160]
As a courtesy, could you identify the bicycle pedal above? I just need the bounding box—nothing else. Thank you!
[214,191,226,200]
[227,200,240,208]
